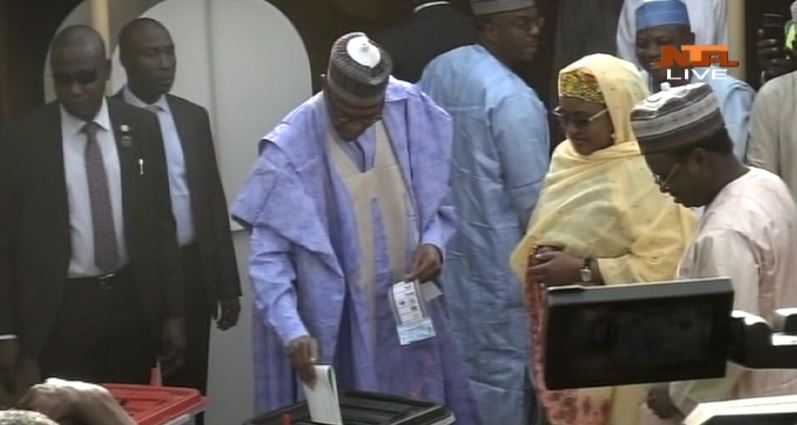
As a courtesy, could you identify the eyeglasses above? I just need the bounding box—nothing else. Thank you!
[53,70,99,87]
[329,114,382,127]
[653,162,681,191]
[511,16,545,31]
[551,107,608,128]
[325,95,382,127]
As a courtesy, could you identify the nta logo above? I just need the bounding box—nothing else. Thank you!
[655,45,739,81]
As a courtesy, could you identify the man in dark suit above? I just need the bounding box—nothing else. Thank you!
[116,18,242,398]
[0,26,184,388]
[373,0,477,82]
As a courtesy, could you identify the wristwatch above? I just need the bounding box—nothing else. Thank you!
[580,258,593,284]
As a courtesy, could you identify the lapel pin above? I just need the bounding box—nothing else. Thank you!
[119,124,133,148]
[138,158,145,176]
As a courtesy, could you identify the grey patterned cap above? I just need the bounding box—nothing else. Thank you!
[631,83,726,154]
[470,0,535,16]
[326,32,392,107]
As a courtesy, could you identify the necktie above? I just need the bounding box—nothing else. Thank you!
[82,122,120,273]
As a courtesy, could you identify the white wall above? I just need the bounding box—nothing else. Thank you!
[45,1,313,423]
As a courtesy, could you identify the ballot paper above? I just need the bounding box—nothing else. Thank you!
[301,365,343,425]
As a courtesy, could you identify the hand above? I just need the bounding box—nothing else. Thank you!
[286,335,318,388]
[216,298,241,331]
[0,339,20,393]
[20,378,135,425]
[527,250,583,287]
[159,318,186,377]
[757,29,797,81]
[647,384,683,420]
[404,244,442,283]
[19,379,98,422]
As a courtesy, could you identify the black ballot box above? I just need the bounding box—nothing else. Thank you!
[244,391,455,425]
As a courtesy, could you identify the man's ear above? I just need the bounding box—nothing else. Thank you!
[483,22,500,45]
[687,147,711,171]
[102,59,112,82]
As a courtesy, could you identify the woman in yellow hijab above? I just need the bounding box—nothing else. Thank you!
[510,54,695,425]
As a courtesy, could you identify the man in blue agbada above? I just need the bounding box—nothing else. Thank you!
[231,32,480,424]
[418,1,550,424]
[634,0,754,160]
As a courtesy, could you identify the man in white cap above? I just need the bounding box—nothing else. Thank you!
[231,33,480,423]
[632,83,797,421]
[419,1,549,424]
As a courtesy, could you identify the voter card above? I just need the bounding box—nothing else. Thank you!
[390,281,436,345]
[396,318,436,346]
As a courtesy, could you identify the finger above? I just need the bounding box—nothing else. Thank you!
[770,59,795,67]
[761,47,786,57]
[230,304,241,327]
[304,340,317,364]
[218,309,232,330]
[404,255,424,281]
[310,339,319,363]
[299,364,317,388]
[528,262,550,274]
[415,261,438,282]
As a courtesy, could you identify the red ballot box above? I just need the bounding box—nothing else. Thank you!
[103,384,206,425]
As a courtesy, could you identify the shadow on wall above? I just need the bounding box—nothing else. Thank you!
[0,0,560,122]
[266,0,485,93]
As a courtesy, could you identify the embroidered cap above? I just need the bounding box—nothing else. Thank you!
[326,32,393,107]
[470,0,535,16]
[631,83,726,153]
[636,0,691,31]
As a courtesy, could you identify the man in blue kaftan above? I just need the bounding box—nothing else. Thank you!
[418,1,551,424]
[232,32,480,425]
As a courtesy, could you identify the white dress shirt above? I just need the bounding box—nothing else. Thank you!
[62,99,129,278]
[0,101,128,338]
[123,87,195,246]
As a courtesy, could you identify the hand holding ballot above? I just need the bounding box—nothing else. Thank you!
[286,336,319,387]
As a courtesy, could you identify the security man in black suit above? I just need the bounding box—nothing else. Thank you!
[373,0,477,82]
[0,26,185,388]
[116,18,242,399]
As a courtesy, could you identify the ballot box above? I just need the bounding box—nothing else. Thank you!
[103,384,206,425]
[244,391,455,425]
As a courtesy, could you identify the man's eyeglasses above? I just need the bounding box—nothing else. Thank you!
[551,107,608,128]
[53,70,100,87]
[653,162,681,191]
[329,114,382,127]
[511,16,545,32]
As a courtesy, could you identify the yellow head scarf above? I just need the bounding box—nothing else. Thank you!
[559,53,649,157]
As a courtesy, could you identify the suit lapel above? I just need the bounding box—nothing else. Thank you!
[45,104,71,251]
[166,95,202,202]
[107,99,137,241]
